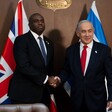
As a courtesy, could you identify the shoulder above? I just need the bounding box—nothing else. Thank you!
[94,41,110,50]
[14,31,31,42]
[14,32,31,47]
[67,42,79,51]
[93,41,111,55]
[15,32,29,40]
[64,42,80,55]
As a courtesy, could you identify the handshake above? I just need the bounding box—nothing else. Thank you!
[48,76,61,88]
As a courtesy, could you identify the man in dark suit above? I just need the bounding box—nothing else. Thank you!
[8,13,54,107]
[51,20,112,112]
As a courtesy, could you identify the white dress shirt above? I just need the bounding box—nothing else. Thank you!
[30,30,47,55]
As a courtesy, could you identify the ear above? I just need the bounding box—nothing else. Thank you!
[76,31,80,37]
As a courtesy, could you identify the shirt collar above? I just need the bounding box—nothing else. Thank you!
[30,30,44,40]
[80,40,93,49]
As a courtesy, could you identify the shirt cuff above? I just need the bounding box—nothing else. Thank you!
[43,75,48,84]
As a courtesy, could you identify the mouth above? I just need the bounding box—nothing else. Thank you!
[37,26,44,30]
[38,26,43,28]
[85,37,91,40]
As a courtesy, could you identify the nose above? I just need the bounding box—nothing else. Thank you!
[38,22,42,25]
[85,32,89,36]
[38,20,43,25]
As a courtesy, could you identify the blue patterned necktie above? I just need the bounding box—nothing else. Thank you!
[38,37,47,65]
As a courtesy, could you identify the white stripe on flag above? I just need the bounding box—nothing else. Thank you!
[50,94,56,105]
[0,94,8,104]
[91,1,100,22]
[0,57,13,83]
[22,4,29,33]
[50,94,57,112]
[8,30,16,44]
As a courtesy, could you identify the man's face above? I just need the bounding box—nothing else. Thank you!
[29,14,45,35]
[77,22,94,45]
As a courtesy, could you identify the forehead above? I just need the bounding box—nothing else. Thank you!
[29,14,44,22]
[80,22,93,30]
[31,14,44,21]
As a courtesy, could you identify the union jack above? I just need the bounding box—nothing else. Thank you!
[0,0,29,104]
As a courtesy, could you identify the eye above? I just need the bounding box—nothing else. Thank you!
[81,30,86,33]
[88,29,93,33]
[32,19,38,23]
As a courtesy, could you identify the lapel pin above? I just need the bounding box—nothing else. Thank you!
[95,50,97,53]
[46,41,49,45]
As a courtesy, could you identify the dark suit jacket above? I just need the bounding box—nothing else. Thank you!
[59,41,112,112]
[8,31,54,104]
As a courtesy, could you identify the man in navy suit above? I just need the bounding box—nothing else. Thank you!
[52,20,112,112]
[8,13,54,107]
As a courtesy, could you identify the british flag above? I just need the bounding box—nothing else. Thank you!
[0,0,29,104]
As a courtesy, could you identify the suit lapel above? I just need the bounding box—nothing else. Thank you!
[44,37,51,64]
[73,43,84,77]
[85,41,99,76]
[28,32,45,64]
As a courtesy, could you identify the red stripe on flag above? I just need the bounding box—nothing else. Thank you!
[2,38,16,71]
[18,1,23,35]
[0,65,5,71]
[0,75,13,98]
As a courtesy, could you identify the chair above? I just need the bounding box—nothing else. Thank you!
[0,103,49,112]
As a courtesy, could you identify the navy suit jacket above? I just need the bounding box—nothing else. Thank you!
[59,41,112,112]
[8,31,54,103]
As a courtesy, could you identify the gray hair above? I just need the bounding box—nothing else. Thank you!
[76,20,94,32]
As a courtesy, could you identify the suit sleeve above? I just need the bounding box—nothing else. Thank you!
[59,48,72,83]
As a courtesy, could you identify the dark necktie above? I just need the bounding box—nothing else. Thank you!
[80,45,88,74]
[38,37,47,65]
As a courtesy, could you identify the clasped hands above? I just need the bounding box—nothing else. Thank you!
[48,76,61,88]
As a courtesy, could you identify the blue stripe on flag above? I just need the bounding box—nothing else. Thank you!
[0,72,4,77]
[10,18,15,36]
[1,98,11,104]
